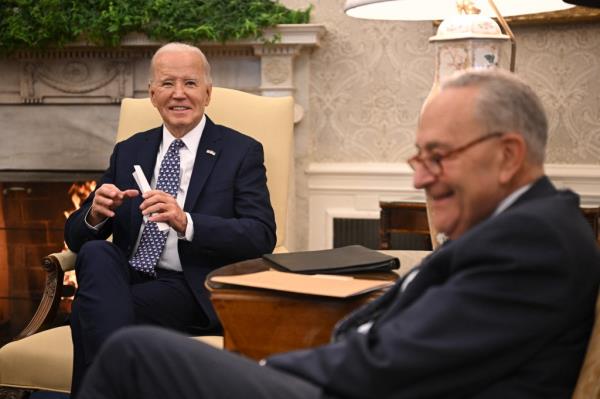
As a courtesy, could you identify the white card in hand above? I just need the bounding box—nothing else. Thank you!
[132,165,169,232]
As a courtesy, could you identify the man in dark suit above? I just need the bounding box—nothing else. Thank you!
[78,69,600,399]
[65,42,276,396]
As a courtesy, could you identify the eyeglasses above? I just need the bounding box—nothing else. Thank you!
[407,132,504,176]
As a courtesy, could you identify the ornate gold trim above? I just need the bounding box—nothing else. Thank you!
[433,6,600,26]
[505,6,600,25]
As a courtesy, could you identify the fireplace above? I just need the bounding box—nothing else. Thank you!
[0,174,100,345]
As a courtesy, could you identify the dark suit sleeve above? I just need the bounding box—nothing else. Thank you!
[265,210,599,398]
[188,140,276,259]
[64,146,118,252]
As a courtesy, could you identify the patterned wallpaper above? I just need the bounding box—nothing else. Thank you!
[285,0,600,164]
[517,24,600,163]
[282,0,600,249]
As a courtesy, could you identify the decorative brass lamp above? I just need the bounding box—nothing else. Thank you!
[343,0,574,246]
[344,0,574,74]
[427,5,510,104]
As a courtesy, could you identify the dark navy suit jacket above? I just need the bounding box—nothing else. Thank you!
[65,117,276,330]
[267,177,600,398]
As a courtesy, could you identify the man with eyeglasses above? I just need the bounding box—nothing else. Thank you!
[78,69,600,399]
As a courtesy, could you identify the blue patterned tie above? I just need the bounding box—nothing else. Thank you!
[129,139,184,275]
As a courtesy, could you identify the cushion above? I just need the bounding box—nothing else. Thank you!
[0,326,72,393]
[0,325,223,393]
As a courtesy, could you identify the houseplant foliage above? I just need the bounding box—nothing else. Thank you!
[0,0,311,52]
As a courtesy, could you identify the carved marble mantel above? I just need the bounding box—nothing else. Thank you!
[0,24,325,172]
[1,24,325,105]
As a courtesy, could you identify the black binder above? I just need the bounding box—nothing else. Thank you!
[263,245,400,274]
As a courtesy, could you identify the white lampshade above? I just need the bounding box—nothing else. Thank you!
[344,0,574,21]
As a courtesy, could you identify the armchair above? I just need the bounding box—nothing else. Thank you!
[0,88,294,397]
[572,290,600,399]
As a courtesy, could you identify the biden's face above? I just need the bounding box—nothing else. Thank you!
[149,50,211,138]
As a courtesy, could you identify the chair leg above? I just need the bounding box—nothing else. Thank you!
[0,387,32,399]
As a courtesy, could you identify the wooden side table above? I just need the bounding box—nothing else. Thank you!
[581,207,600,245]
[379,201,432,250]
[206,258,397,360]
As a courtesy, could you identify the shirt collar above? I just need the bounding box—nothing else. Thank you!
[161,114,206,154]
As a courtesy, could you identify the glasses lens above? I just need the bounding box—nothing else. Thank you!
[408,155,440,175]
[425,158,441,175]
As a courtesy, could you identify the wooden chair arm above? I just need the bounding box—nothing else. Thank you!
[13,253,68,340]
[48,250,77,272]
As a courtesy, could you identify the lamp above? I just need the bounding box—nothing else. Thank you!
[344,0,574,73]
[344,0,574,247]
[562,0,600,7]
[344,0,575,20]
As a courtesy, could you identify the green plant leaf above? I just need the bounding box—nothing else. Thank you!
[0,0,311,53]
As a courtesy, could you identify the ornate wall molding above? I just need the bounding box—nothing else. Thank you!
[306,162,600,250]
[0,24,325,105]
[20,59,131,103]
[0,24,326,169]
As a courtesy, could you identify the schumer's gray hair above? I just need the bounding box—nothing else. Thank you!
[441,68,548,164]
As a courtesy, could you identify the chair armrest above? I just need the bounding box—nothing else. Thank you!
[48,250,77,272]
[13,252,69,340]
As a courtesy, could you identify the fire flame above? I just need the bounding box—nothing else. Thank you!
[64,181,97,220]
[63,181,97,293]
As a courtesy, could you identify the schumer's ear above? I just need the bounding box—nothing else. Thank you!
[498,132,526,184]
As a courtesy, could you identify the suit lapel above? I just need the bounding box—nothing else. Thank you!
[333,242,454,339]
[388,178,554,310]
[396,246,452,307]
[338,178,557,338]
[184,117,223,211]
[129,127,162,246]
[347,244,451,335]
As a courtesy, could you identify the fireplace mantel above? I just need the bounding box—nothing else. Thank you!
[0,24,325,105]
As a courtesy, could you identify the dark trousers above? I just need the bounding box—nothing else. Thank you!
[78,325,321,399]
[70,241,209,397]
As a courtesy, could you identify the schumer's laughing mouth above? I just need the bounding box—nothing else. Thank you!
[429,189,454,202]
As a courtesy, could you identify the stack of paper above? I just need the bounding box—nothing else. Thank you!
[210,270,394,298]
[132,165,169,232]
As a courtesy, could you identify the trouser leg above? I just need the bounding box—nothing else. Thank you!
[79,326,321,399]
[70,241,210,397]
[70,241,135,397]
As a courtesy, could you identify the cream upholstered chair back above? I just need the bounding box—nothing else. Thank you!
[116,87,294,252]
[0,88,292,397]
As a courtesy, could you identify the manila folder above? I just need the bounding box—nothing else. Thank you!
[210,270,394,298]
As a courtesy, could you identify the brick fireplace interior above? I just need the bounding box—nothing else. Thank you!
[0,178,100,346]
[0,182,66,344]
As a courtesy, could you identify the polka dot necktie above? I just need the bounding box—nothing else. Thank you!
[129,139,184,276]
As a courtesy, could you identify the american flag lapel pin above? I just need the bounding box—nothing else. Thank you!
[206,149,216,156]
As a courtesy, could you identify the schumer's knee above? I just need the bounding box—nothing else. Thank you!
[101,326,180,359]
